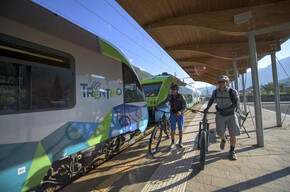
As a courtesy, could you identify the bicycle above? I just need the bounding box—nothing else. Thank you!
[188,109,216,170]
[148,109,171,154]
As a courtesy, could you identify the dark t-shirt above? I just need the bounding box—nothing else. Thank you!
[158,93,186,114]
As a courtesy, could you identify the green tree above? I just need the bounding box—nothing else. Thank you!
[260,89,267,95]
[263,83,274,94]
[279,84,285,93]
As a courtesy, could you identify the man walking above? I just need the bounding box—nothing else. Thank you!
[204,75,240,160]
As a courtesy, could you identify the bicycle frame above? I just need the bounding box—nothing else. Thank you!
[188,109,215,170]
[148,109,171,154]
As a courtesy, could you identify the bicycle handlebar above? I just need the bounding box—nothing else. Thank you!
[187,108,216,114]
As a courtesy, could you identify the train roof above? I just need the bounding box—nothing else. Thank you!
[142,72,186,86]
[0,0,131,68]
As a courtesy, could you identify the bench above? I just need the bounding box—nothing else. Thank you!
[236,109,250,138]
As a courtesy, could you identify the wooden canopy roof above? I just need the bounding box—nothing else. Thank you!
[116,0,290,85]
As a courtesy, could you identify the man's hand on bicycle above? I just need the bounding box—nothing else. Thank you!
[187,108,216,114]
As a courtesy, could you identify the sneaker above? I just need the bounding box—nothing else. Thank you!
[179,141,183,148]
[170,143,176,149]
[229,150,237,160]
[220,139,226,150]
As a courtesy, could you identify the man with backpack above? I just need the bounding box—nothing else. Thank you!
[204,75,240,160]
[155,83,186,149]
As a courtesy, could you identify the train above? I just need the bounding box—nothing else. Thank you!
[0,1,148,191]
[141,72,201,122]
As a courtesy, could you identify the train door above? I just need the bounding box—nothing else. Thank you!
[122,63,145,132]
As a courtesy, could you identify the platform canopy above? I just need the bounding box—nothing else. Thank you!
[116,0,290,85]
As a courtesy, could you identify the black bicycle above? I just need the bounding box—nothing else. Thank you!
[148,109,171,154]
[189,109,216,170]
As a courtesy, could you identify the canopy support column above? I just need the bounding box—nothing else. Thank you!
[241,73,247,112]
[232,59,239,91]
[271,52,282,127]
[247,31,264,147]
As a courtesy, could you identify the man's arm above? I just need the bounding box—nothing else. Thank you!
[156,94,170,107]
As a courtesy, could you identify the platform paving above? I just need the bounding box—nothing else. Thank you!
[62,102,290,192]
[141,102,290,192]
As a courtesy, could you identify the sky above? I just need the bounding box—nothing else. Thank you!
[33,0,290,88]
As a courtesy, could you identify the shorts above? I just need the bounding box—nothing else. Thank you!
[215,113,240,136]
[170,114,184,131]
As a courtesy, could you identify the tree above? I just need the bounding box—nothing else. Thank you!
[263,83,274,94]
[279,84,286,93]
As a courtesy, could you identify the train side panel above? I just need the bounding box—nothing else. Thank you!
[0,7,147,192]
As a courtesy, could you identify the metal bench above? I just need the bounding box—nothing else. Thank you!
[236,109,250,138]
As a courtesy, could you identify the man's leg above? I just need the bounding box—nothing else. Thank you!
[230,135,236,147]
[170,115,177,148]
[179,131,183,140]
[227,114,240,160]
[216,115,226,150]
[177,114,184,147]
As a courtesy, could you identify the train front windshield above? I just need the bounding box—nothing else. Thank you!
[143,83,162,97]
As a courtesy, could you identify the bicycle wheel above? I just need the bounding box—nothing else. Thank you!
[149,124,162,154]
[197,122,202,150]
[199,130,207,170]
[205,122,210,152]
[164,120,171,139]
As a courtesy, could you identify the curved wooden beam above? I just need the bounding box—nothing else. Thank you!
[177,58,233,69]
[166,40,281,60]
[145,1,290,36]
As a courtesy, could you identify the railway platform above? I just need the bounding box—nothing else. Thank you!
[61,102,290,192]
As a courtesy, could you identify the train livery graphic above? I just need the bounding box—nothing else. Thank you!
[141,73,201,122]
[0,1,148,191]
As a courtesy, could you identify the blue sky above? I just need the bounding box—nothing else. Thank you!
[33,0,290,88]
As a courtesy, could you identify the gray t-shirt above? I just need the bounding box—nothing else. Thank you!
[206,87,239,114]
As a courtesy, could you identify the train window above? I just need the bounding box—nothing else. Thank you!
[188,94,193,104]
[0,34,75,115]
[142,83,162,97]
[122,64,145,103]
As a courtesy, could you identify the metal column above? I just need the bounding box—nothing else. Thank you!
[247,31,264,147]
[241,73,247,111]
[226,69,231,87]
[271,52,282,127]
[233,59,239,91]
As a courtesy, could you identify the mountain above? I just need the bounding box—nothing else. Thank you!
[279,77,290,88]
[133,66,153,81]
[244,57,290,88]
[198,56,290,95]
[198,86,217,96]
[279,77,290,84]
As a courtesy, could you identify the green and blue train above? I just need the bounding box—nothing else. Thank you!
[141,73,201,123]
[0,1,148,191]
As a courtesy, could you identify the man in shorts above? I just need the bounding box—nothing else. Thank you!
[156,84,186,149]
[204,75,240,160]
